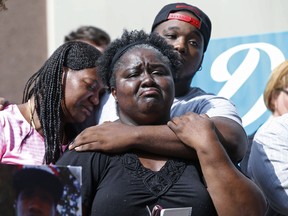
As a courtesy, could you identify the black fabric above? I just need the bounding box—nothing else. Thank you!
[57,150,217,216]
[13,168,63,203]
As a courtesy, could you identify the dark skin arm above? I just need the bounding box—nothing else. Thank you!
[167,112,266,216]
[69,115,247,164]
[210,116,248,163]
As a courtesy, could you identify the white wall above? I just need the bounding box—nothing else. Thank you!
[47,0,288,54]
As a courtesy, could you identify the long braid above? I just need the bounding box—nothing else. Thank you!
[22,41,101,164]
[38,49,67,164]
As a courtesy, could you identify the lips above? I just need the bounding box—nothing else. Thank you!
[81,105,93,116]
[139,88,161,97]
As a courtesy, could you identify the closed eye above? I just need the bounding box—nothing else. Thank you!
[128,72,139,78]
[164,33,177,40]
[84,80,99,92]
[88,83,98,91]
[150,65,171,76]
[152,69,167,76]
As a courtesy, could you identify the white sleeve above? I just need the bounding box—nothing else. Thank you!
[203,95,242,125]
[171,93,242,125]
[248,115,288,215]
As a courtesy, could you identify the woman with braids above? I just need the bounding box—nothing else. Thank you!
[57,30,266,216]
[0,41,105,165]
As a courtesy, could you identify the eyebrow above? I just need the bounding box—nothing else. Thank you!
[166,26,180,31]
[166,26,202,38]
[191,30,203,40]
[84,77,99,82]
[148,62,170,68]
[83,78,102,87]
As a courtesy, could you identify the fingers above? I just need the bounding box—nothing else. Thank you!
[167,120,176,129]
[199,113,209,118]
[168,113,191,127]
[0,97,9,110]
[68,140,77,150]
[167,116,179,127]
[74,144,87,151]
[68,134,89,150]
[68,139,84,150]
[167,117,182,134]
[167,113,210,131]
[69,141,97,151]
[68,132,88,150]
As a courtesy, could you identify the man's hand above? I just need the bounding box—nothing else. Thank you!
[69,121,134,153]
[0,97,9,110]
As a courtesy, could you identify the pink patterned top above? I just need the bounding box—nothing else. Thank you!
[0,104,45,165]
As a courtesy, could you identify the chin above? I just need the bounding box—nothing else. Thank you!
[67,114,87,124]
[77,116,88,123]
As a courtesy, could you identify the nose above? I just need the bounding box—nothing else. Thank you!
[89,93,100,106]
[141,72,155,87]
[174,37,187,54]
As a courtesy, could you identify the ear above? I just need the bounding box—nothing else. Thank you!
[197,55,204,72]
[271,90,280,101]
[111,87,118,102]
[270,90,280,109]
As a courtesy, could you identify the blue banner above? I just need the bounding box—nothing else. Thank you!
[192,31,288,135]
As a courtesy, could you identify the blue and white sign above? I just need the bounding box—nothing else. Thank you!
[193,31,288,135]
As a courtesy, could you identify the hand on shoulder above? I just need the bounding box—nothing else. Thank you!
[0,97,9,110]
[167,112,219,150]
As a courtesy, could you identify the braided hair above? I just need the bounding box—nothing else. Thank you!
[97,29,182,90]
[22,41,101,164]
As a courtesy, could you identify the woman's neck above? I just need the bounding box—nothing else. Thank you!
[174,79,191,97]
[18,98,43,135]
[119,113,170,126]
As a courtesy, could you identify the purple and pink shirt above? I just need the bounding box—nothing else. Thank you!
[0,104,45,165]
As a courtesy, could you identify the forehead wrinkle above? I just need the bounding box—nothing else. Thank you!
[117,53,142,70]
[115,45,171,73]
[166,22,202,38]
[166,26,180,31]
